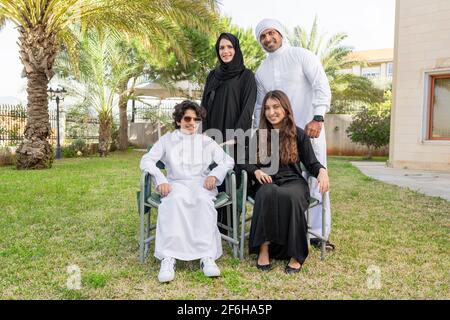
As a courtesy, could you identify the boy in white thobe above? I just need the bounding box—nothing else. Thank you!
[253,18,333,245]
[140,101,234,283]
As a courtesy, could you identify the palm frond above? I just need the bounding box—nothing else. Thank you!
[55,25,81,78]
[0,12,6,30]
[308,15,319,51]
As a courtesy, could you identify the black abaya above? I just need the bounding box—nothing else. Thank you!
[202,69,256,138]
[240,127,325,264]
[201,33,257,232]
[201,33,256,139]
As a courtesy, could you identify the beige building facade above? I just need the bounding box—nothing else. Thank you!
[389,0,450,171]
[340,48,394,88]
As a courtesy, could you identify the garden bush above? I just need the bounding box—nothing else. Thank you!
[0,147,16,166]
[346,92,391,158]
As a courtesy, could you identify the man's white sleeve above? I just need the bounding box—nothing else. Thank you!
[301,49,331,117]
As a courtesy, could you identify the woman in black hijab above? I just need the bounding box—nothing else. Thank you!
[201,32,257,233]
[202,32,256,142]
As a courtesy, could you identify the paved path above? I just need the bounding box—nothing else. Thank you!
[351,161,450,201]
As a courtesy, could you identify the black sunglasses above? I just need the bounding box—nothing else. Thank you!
[182,116,202,123]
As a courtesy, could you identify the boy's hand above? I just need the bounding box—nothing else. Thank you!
[157,183,172,197]
[204,176,217,190]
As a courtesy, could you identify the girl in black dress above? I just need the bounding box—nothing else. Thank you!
[241,90,330,273]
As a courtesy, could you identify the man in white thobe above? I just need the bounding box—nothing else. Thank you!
[253,18,333,246]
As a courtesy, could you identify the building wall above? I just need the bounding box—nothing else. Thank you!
[389,0,450,171]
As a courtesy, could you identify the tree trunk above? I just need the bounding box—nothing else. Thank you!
[98,114,112,157]
[365,147,373,160]
[15,25,57,169]
[118,82,129,151]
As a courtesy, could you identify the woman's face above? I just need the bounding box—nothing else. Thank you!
[218,38,235,64]
[264,97,286,128]
[177,109,201,135]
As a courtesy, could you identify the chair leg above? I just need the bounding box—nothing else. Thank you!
[226,205,232,241]
[321,193,326,261]
[139,200,146,264]
[306,208,311,246]
[239,172,247,260]
[225,178,232,241]
[231,175,238,259]
[145,209,152,260]
[239,201,246,260]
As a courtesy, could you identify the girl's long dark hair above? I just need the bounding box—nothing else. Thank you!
[259,90,298,166]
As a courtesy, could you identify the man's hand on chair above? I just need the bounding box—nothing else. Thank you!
[204,176,217,190]
[157,183,172,197]
[317,168,330,193]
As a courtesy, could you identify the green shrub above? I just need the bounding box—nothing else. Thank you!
[61,146,77,158]
[346,92,391,158]
[0,147,16,166]
[71,138,87,153]
[59,139,90,158]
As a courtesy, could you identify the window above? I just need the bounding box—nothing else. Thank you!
[387,62,393,77]
[428,74,450,140]
[362,67,381,79]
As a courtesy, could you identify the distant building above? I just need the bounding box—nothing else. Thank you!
[340,48,394,88]
[389,0,450,171]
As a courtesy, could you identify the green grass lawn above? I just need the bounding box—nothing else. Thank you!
[0,150,449,299]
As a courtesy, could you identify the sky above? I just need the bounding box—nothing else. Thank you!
[219,0,396,50]
[0,0,396,102]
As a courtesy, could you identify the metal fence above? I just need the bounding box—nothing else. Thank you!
[0,104,27,145]
[0,104,99,146]
[65,116,99,143]
[1,99,206,146]
[129,98,201,123]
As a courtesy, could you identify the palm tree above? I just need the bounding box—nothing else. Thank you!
[290,15,353,79]
[56,28,187,156]
[149,17,266,95]
[77,30,133,157]
[0,0,218,169]
[289,15,384,113]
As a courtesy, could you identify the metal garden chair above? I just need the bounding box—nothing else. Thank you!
[137,152,239,264]
[237,163,329,261]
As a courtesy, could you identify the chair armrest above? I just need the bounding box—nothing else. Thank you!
[223,169,236,197]
[140,170,153,190]
[226,169,236,178]
[140,170,156,200]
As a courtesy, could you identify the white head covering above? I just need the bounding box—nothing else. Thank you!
[255,18,288,41]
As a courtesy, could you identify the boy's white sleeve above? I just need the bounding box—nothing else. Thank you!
[139,138,168,186]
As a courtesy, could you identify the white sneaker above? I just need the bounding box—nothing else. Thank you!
[158,257,176,283]
[200,257,221,277]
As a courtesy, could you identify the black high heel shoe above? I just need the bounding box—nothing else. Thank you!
[284,264,302,274]
[256,255,272,271]
[256,262,273,271]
